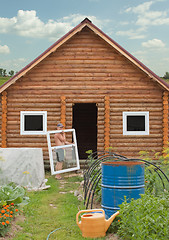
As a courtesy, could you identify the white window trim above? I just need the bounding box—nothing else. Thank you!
[20,111,47,135]
[123,111,149,135]
[47,129,80,175]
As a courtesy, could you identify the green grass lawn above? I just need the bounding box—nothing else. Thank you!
[11,173,112,240]
[0,77,10,86]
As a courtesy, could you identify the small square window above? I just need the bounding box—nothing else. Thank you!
[24,115,43,131]
[123,112,149,135]
[127,116,145,131]
[20,111,47,135]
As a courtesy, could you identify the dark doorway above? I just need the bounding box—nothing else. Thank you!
[73,103,97,159]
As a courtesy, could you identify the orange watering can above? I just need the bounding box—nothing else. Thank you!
[76,209,119,238]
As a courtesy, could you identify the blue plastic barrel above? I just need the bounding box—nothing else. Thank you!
[101,161,145,218]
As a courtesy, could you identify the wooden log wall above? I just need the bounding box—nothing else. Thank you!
[163,91,168,150]
[109,90,163,157]
[3,27,164,165]
[1,91,7,148]
[0,94,2,147]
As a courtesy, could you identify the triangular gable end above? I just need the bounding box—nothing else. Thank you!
[0,17,169,93]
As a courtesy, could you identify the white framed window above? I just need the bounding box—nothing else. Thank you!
[123,112,149,135]
[47,129,80,175]
[20,111,47,135]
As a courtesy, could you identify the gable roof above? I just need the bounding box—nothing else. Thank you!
[1,17,169,93]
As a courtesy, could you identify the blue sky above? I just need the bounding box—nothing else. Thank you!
[0,0,169,76]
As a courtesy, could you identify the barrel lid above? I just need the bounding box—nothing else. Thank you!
[102,161,144,166]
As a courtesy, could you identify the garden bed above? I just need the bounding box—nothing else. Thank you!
[1,165,168,239]
[0,172,122,239]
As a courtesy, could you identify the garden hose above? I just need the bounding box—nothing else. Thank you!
[46,225,76,239]
[46,227,61,240]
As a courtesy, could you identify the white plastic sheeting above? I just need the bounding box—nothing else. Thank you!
[0,148,47,190]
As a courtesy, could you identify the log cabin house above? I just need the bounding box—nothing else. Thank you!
[0,18,169,167]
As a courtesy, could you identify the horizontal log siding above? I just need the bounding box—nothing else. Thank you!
[5,27,163,164]
[110,92,163,157]
[0,95,2,147]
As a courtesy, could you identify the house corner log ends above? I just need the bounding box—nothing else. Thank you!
[60,96,66,127]
[1,91,7,148]
[104,96,110,150]
[163,91,169,151]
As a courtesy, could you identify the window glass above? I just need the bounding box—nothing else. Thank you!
[24,115,43,131]
[127,116,145,131]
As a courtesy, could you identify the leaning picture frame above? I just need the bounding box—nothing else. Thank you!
[47,129,80,175]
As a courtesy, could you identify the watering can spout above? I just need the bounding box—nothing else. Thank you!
[105,211,120,232]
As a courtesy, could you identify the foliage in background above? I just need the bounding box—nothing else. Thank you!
[163,71,169,79]
[118,193,169,240]
[139,142,169,166]
[139,145,169,196]
[0,68,15,77]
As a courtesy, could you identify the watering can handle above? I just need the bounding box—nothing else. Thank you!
[76,209,105,227]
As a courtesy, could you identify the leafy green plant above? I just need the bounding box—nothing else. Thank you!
[139,148,169,195]
[139,142,169,166]
[0,182,29,206]
[118,194,169,240]
[144,167,158,194]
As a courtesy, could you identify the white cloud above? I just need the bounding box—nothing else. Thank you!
[125,1,153,14]
[116,28,146,39]
[0,11,103,41]
[142,38,165,48]
[0,44,10,54]
[124,1,169,27]
[0,17,16,33]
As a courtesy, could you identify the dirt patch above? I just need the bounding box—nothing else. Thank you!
[106,233,122,240]
[0,214,25,240]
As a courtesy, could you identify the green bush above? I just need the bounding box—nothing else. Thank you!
[118,193,169,240]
